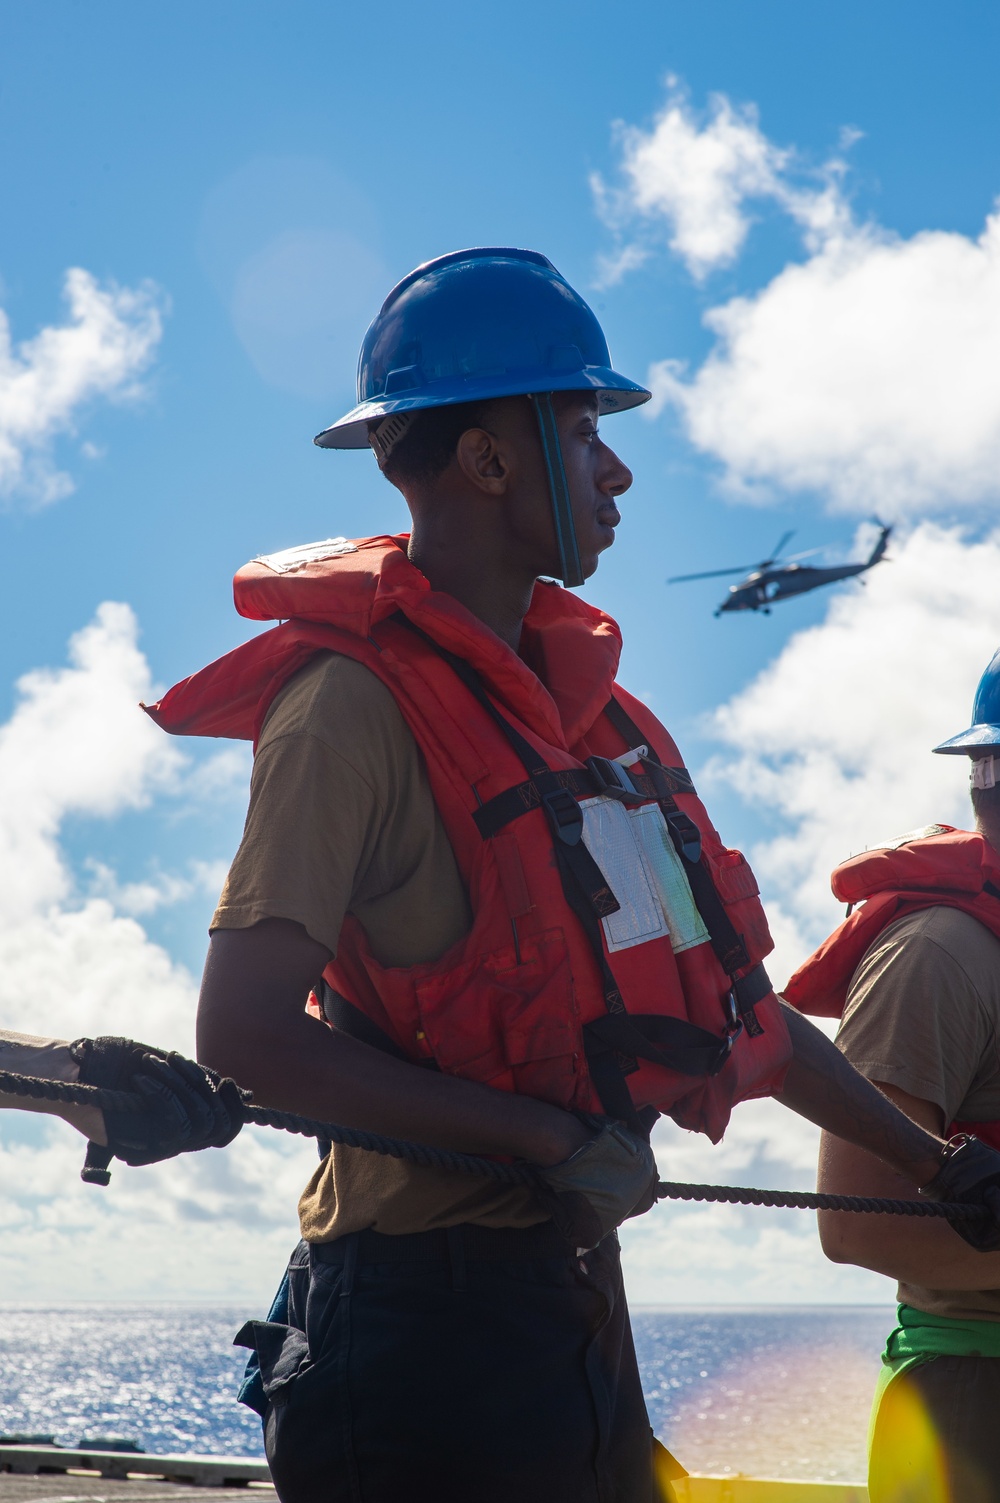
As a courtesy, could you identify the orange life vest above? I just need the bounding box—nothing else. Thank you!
[783,825,1000,1147]
[146,535,791,1141]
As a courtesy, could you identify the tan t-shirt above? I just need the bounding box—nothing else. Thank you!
[837,905,1000,1320]
[211,652,545,1240]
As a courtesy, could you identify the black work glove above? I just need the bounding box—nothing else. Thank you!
[920,1134,1000,1251]
[70,1036,246,1185]
[532,1116,659,1253]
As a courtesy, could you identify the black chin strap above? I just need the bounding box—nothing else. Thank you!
[531,392,584,588]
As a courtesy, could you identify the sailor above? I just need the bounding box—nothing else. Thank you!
[153,249,1000,1503]
[787,647,1000,1503]
[0,1028,244,1174]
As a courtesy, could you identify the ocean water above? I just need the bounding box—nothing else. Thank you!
[632,1305,891,1483]
[0,1308,263,1458]
[0,1304,892,1482]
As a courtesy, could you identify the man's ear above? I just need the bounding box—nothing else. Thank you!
[455,427,508,494]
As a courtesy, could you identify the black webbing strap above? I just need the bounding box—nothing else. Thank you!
[603,694,766,1037]
[586,1011,736,1078]
[675,848,750,973]
[602,695,659,762]
[630,763,697,799]
[396,618,622,922]
[732,961,772,1017]
[473,767,602,838]
[319,982,416,1065]
[472,760,696,838]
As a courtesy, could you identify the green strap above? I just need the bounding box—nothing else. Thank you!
[884,1301,1000,1371]
[531,393,583,588]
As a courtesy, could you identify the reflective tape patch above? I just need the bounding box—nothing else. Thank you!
[580,797,710,955]
[628,803,710,953]
[255,537,358,574]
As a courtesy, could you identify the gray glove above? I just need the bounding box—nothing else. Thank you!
[533,1117,659,1252]
[920,1134,1000,1251]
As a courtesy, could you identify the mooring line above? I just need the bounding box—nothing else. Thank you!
[0,1065,983,1221]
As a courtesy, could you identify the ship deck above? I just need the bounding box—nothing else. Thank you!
[0,1447,870,1502]
[0,1479,273,1503]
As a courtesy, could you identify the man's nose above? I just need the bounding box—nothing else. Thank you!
[599,440,633,497]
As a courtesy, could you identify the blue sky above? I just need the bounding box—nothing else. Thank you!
[2,1,1000,1306]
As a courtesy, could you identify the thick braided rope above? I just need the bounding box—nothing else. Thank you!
[654,1180,985,1221]
[0,1066,986,1221]
[244,1104,539,1186]
[0,1068,141,1112]
[0,1068,537,1186]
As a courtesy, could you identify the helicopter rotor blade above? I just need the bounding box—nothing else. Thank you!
[770,529,796,561]
[781,547,825,562]
[667,566,755,583]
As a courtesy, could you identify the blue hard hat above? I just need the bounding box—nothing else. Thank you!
[314,247,650,450]
[933,647,1000,754]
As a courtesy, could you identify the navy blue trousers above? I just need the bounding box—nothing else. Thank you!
[238,1223,658,1503]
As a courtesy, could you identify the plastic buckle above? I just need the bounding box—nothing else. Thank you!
[542,787,584,846]
[666,811,702,864]
[585,755,645,804]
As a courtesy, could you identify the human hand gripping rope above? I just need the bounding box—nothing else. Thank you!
[1,1039,997,1239]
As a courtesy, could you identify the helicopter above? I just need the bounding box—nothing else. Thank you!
[667,522,893,616]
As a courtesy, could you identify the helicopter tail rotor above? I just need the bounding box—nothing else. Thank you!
[867,519,892,566]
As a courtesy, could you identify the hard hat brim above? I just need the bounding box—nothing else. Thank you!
[933,724,1000,754]
[313,368,651,450]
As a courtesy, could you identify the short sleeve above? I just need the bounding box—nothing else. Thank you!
[836,908,996,1122]
[210,651,472,966]
[211,728,382,957]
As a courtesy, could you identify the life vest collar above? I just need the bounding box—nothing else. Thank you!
[830,825,993,905]
[784,826,1000,1020]
[233,534,623,752]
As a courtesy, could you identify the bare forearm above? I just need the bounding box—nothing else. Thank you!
[0,1030,106,1143]
[203,1002,586,1163]
[775,1002,943,1183]
[818,1127,1000,1287]
[197,924,588,1167]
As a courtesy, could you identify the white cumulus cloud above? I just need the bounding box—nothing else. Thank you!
[0,1123,312,1302]
[0,603,184,923]
[649,210,1000,515]
[600,83,1000,516]
[0,602,240,1051]
[593,84,851,282]
[84,857,231,919]
[621,1089,890,1305]
[0,605,310,1301]
[0,268,163,507]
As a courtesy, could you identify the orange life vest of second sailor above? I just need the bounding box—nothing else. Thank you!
[784,825,1000,1148]
[146,535,791,1141]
